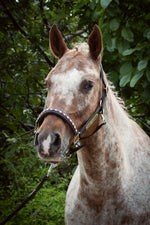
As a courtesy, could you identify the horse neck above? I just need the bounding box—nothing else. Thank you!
[77,88,128,189]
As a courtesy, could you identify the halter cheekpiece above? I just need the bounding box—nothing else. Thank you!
[35,64,108,157]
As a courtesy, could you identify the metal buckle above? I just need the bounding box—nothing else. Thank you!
[34,123,39,133]
[100,99,103,107]
[100,112,105,123]
[73,132,80,145]
[105,86,108,96]
[64,149,72,158]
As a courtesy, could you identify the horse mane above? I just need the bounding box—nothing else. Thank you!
[108,81,127,111]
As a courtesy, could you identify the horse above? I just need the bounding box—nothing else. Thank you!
[34,24,150,225]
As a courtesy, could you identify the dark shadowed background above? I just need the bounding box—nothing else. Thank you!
[0,0,150,224]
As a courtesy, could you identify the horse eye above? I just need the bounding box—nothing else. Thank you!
[82,80,94,92]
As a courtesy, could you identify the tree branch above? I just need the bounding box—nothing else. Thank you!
[39,0,51,32]
[0,104,33,131]
[65,28,87,41]
[1,0,55,67]
[135,118,150,132]
[127,103,143,110]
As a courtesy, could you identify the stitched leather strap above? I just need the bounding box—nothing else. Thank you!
[36,107,78,136]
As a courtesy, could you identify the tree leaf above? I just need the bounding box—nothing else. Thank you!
[122,48,136,56]
[117,39,130,54]
[109,19,120,31]
[119,74,131,87]
[106,34,116,52]
[120,62,132,76]
[108,71,119,86]
[121,27,134,42]
[143,28,150,40]
[130,71,144,87]
[143,86,150,103]
[146,69,150,82]
[101,0,112,9]
[137,59,148,71]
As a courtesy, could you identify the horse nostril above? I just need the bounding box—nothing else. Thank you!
[50,132,61,152]
[34,131,61,154]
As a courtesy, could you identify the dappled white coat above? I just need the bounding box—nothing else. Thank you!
[36,24,150,225]
[65,85,150,225]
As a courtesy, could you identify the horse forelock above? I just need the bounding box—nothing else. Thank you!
[73,42,89,55]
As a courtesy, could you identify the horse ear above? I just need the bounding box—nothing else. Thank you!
[49,24,68,58]
[88,25,103,60]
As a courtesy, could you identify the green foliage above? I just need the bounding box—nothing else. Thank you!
[71,0,150,133]
[101,0,112,9]
[97,0,150,134]
[0,0,150,224]
[0,132,76,224]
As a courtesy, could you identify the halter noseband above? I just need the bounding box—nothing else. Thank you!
[35,64,108,157]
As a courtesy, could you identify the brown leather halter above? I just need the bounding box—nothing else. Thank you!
[35,64,108,157]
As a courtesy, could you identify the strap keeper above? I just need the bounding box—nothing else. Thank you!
[105,86,109,96]
[35,123,39,133]
[100,99,103,108]
[73,132,80,145]
[100,113,105,123]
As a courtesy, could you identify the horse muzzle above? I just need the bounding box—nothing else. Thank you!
[35,131,61,161]
[34,113,72,162]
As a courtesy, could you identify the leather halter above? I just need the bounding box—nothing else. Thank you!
[35,64,108,157]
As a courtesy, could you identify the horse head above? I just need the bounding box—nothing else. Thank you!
[34,24,105,163]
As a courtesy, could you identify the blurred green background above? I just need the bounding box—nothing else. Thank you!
[0,0,150,224]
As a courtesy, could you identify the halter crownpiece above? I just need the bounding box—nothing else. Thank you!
[35,64,108,156]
